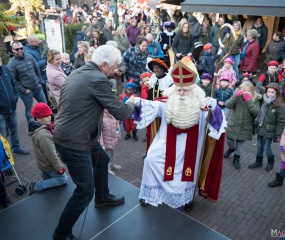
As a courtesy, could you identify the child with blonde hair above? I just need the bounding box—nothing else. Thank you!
[61,53,75,76]
[224,81,261,169]
[217,57,237,88]
[99,109,122,175]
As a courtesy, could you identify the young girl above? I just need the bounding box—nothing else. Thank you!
[99,109,122,175]
[224,81,261,169]
[214,76,234,111]
[268,127,285,187]
[249,83,285,172]
[217,57,237,88]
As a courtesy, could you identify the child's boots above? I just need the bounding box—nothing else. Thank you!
[268,173,284,187]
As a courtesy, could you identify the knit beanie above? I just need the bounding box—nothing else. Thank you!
[31,103,52,118]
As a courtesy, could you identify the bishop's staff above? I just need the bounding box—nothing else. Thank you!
[194,23,237,203]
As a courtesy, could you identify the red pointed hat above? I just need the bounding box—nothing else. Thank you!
[171,56,198,86]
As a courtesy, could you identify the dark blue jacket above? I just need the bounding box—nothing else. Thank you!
[201,51,219,75]
[24,44,47,82]
[214,87,234,109]
[70,31,86,62]
[0,65,18,114]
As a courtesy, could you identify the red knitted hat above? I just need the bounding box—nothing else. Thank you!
[203,43,212,51]
[31,103,52,118]
[268,61,279,68]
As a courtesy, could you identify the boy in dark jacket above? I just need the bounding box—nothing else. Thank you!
[257,60,283,93]
[201,43,220,75]
[214,76,234,111]
[196,72,213,97]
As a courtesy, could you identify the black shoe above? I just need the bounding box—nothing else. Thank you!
[184,201,194,212]
[124,134,131,140]
[139,199,149,206]
[53,233,80,240]
[265,156,274,172]
[224,148,235,158]
[268,173,284,188]
[248,157,263,169]
[133,132,138,141]
[1,197,13,208]
[12,149,30,155]
[95,194,125,208]
[233,154,241,169]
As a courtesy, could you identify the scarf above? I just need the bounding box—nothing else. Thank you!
[254,94,275,127]
[46,123,55,135]
[241,41,250,61]
[235,30,241,39]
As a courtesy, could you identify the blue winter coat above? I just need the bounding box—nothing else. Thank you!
[148,41,164,58]
[123,46,149,86]
[24,44,47,82]
[201,51,219,75]
[214,87,234,109]
[0,66,18,114]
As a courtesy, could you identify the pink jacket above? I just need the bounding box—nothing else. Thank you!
[99,110,121,150]
[217,68,237,86]
[280,128,285,161]
[46,63,67,104]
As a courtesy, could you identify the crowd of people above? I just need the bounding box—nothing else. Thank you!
[1,1,285,239]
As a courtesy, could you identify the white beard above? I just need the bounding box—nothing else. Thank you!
[165,93,201,129]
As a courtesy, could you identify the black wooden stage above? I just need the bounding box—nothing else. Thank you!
[0,175,229,240]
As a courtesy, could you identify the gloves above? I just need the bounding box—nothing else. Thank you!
[163,43,168,50]
[217,48,223,55]
[243,93,252,101]
[57,168,65,175]
[235,90,243,97]
[126,96,141,106]
[206,97,217,111]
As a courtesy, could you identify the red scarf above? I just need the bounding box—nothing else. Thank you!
[164,124,199,182]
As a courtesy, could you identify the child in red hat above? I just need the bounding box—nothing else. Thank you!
[26,103,68,196]
[235,72,256,88]
[140,72,152,99]
[257,60,283,93]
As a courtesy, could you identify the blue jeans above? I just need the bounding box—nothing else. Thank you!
[230,54,240,80]
[34,170,68,191]
[54,142,110,237]
[256,135,273,159]
[0,111,21,152]
[19,87,47,123]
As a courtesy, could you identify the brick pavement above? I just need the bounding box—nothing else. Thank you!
[1,60,285,239]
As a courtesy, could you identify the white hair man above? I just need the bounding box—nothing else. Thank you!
[52,45,135,240]
[128,57,226,211]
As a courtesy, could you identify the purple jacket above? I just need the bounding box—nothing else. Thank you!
[126,26,141,45]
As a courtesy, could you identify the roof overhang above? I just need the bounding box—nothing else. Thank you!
[180,0,285,17]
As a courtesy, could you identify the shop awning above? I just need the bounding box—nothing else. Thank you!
[180,0,285,17]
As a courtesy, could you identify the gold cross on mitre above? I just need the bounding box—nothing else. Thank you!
[171,56,198,87]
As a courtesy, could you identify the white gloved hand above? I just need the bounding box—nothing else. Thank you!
[126,96,141,106]
[163,43,168,50]
[217,48,223,55]
[206,97,217,111]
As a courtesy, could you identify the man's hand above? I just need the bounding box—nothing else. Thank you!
[25,89,31,94]
[176,53,182,57]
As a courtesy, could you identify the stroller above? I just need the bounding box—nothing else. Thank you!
[192,41,204,76]
[0,134,26,195]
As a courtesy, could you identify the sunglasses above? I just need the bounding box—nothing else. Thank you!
[14,47,23,51]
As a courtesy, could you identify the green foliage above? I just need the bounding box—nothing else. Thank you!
[0,3,24,36]
[64,23,88,53]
